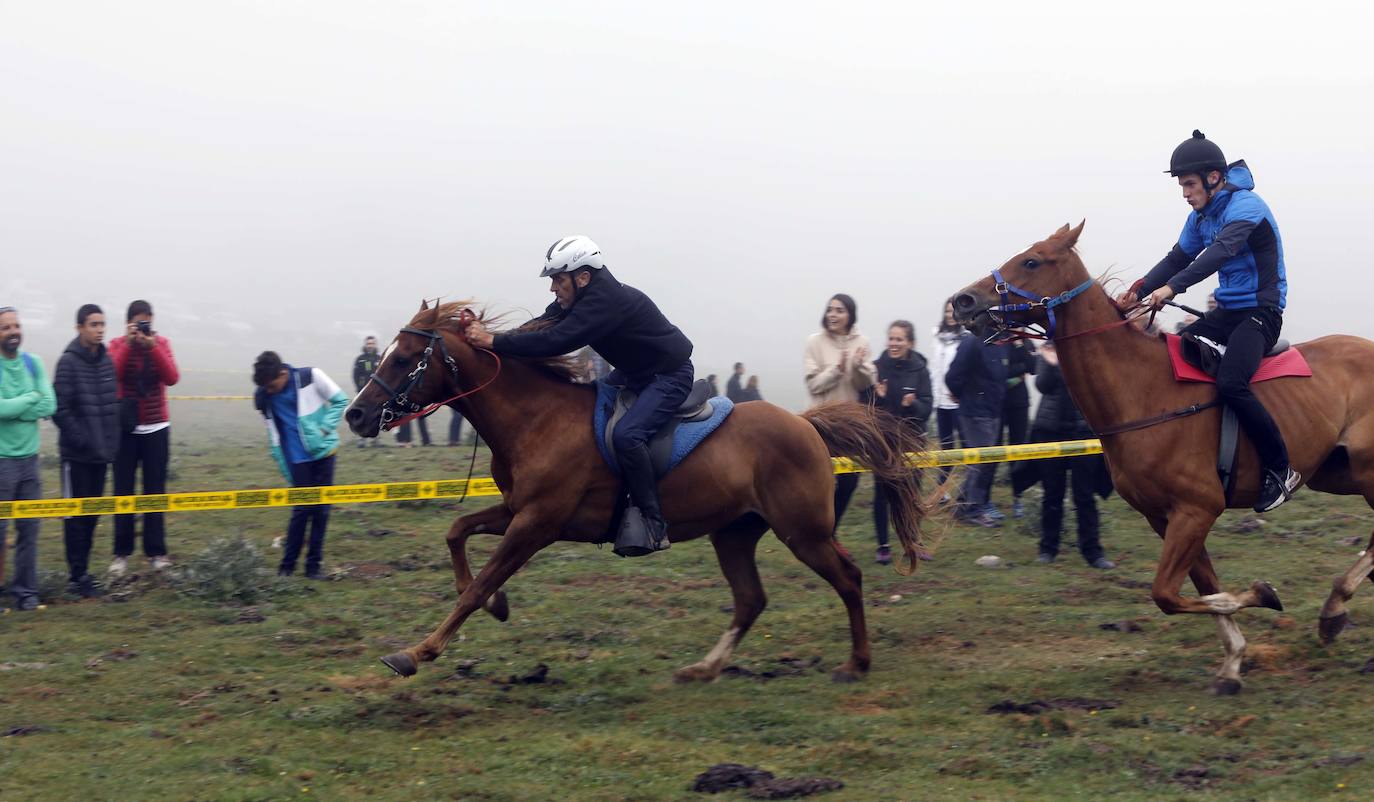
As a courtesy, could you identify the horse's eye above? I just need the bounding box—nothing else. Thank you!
[1024,258,1041,269]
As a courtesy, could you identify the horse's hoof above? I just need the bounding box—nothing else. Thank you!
[380,652,417,677]
[830,668,863,684]
[1211,677,1243,696]
[1318,612,1350,645]
[672,665,715,684]
[1253,581,1284,612]
[485,591,510,622]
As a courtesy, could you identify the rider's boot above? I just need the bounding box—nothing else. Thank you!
[1255,465,1301,513]
[613,443,671,557]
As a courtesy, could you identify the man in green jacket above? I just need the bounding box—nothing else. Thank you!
[0,307,57,611]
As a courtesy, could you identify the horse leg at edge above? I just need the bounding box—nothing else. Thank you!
[778,527,870,683]
[674,524,768,683]
[445,504,514,621]
[1317,529,1374,645]
[381,515,556,677]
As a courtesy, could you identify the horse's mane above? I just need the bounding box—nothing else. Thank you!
[414,300,584,384]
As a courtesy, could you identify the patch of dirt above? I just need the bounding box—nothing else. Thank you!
[86,647,139,669]
[692,763,775,793]
[986,697,1120,715]
[1213,715,1257,737]
[494,663,562,687]
[1241,643,1292,672]
[747,777,844,799]
[722,656,823,681]
[2,724,47,737]
[1099,620,1144,633]
[1312,753,1365,768]
[327,673,394,693]
[1171,764,1211,790]
[235,607,267,623]
[341,561,394,580]
[1360,658,1374,674]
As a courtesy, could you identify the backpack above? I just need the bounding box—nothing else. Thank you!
[2,353,37,388]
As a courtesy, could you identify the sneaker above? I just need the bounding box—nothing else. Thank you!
[984,505,1005,522]
[1088,557,1117,570]
[16,596,39,612]
[150,556,173,571]
[956,513,1001,528]
[304,570,327,581]
[1037,552,1056,564]
[875,545,892,565]
[70,574,102,599]
[277,568,293,578]
[1012,500,1025,519]
[1254,467,1301,513]
[108,556,128,577]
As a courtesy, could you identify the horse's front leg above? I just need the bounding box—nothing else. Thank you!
[444,504,514,621]
[381,509,559,677]
[1150,508,1282,694]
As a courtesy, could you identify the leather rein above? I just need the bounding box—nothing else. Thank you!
[985,274,1219,436]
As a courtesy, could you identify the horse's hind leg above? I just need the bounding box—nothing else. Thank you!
[674,518,769,683]
[445,504,513,622]
[776,525,870,683]
[1318,528,1374,645]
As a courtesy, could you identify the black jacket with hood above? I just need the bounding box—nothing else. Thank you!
[52,338,120,463]
[874,350,933,431]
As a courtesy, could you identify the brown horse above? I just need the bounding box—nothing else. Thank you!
[345,301,928,682]
[952,222,1374,694]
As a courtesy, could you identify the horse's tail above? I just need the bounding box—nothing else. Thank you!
[800,401,930,575]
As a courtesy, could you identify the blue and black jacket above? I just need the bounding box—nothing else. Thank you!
[492,269,693,382]
[1141,161,1286,310]
[943,337,1007,419]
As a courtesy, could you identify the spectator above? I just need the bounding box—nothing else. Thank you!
[872,320,932,564]
[0,307,55,611]
[705,374,720,397]
[1032,342,1115,569]
[930,300,969,489]
[447,408,467,447]
[52,304,119,598]
[396,414,432,447]
[998,339,1037,519]
[804,293,876,535]
[726,362,746,402]
[352,336,382,448]
[108,300,179,575]
[739,375,763,402]
[944,322,1007,527]
[253,351,349,579]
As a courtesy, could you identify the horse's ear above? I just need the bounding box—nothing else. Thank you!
[419,299,430,312]
[1053,223,1071,238]
[1063,219,1085,249]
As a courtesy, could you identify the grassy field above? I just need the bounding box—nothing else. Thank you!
[3,404,1374,801]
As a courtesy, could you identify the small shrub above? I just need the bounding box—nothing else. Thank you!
[167,536,281,605]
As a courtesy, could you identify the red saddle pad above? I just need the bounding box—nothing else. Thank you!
[1164,334,1313,384]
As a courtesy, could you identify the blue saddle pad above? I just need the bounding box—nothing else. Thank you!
[592,380,734,476]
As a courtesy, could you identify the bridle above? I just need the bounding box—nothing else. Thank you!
[371,309,501,431]
[985,267,1096,341]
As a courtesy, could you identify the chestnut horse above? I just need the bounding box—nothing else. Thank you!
[345,301,928,683]
[952,222,1374,694]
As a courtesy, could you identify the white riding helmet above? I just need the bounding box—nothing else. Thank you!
[540,235,606,277]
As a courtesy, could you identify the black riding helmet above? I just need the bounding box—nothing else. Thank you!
[1167,130,1228,185]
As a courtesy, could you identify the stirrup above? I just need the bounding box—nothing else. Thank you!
[1254,468,1300,513]
[613,507,669,557]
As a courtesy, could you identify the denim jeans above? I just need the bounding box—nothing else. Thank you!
[957,415,1000,513]
[0,455,42,605]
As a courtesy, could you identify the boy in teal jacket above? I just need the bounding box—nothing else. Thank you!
[0,307,57,610]
[252,351,348,579]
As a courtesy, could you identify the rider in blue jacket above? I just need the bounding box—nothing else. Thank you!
[1126,130,1299,512]
[465,236,694,556]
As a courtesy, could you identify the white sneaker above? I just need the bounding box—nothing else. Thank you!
[150,556,173,571]
[108,556,128,577]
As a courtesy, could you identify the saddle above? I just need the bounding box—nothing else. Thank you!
[1164,333,1313,504]
[594,379,733,478]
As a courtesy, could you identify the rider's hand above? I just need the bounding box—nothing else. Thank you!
[1143,285,1176,310]
[901,392,915,407]
[465,321,494,349]
[1114,288,1140,307]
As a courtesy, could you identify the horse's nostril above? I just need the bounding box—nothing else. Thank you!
[953,293,977,313]
[345,408,363,425]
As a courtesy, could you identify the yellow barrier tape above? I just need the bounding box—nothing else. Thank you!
[0,440,1101,520]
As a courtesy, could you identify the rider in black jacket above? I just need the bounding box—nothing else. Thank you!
[466,236,694,556]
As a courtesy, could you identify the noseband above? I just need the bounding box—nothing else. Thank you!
[987,268,1095,340]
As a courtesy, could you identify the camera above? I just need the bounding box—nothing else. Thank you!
[136,320,153,335]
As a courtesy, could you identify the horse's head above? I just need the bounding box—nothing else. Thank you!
[345,300,473,438]
[951,221,1091,335]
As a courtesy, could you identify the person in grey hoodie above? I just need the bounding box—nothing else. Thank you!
[52,304,120,597]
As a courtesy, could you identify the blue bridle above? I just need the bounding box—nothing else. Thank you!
[988,269,1096,340]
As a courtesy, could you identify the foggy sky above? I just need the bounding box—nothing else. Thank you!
[4,1,1373,411]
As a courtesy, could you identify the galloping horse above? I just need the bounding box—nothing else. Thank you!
[952,222,1374,694]
[345,301,929,683]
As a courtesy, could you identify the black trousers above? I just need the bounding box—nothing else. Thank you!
[997,403,1030,495]
[936,407,961,482]
[396,416,431,445]
[1183,307,1288,471]
[62,461,108,581]
[1038,452,1103,563]
[113,428,169,557]
[282,456,336,575]
[833,473,860,534]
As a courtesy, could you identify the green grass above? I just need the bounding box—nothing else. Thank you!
[3,416,1374,801]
